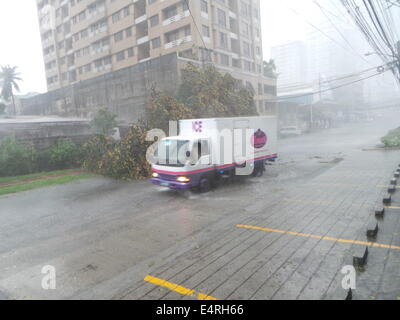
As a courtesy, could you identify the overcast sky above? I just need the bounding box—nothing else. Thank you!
[0,0,318,94]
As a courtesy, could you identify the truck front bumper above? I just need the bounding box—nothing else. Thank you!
[151,178,194,190]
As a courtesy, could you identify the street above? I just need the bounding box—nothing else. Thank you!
[1,115,400,300]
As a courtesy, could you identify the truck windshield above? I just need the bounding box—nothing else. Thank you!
[155,139,190,167]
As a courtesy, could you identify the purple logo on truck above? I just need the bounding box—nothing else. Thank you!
[251,129,267,149]
[193,121,203,133]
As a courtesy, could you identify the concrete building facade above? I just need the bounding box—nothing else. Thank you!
[35,0,277,119]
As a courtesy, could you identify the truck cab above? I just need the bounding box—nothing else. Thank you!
[151,136,214,191]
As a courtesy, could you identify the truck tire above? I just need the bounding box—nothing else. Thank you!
[252,164,264,178]
[199,177,212,193]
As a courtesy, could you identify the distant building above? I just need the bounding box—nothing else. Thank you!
[271,19,400,109]
[271,41,307,89]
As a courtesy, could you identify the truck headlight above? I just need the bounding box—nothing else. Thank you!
[177,176,190,183]
[152,172,159,178]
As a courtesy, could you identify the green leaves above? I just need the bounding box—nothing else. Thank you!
[176,63,257,120]
[263,59,277,78]
[82,125,151,180]
[0,137,36,177]
[0,103,6,115]
[90,108,118,136]
[0,65,21,102]
[381,127,400,147]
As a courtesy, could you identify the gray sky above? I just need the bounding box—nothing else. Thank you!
[0,0,316,94]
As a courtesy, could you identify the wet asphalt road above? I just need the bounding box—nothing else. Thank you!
[0,113,399,300]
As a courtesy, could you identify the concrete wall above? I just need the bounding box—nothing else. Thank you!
[20,53,180,124]
[0,119,92,150]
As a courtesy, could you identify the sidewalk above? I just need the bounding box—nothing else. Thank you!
[123,148,400,300]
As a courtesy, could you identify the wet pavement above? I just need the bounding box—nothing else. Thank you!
[0,115,399,300]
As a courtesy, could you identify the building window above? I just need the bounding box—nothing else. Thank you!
[116,51,125,62]
[219,32,228,48]
[150,15,159,27]
[114,31,123,42]
[164,5,177,19]
[202,25,210,37]
[232,58,241,69]
[125,27,133,37]
[243,60,251,72]
[151,37,161,49]
[220,53,230,66]
[243,41,251,57]
[217,8,226,27]
[184,25,191,37]
[112,11,121,23]
[123,6,130,17]
[165,29,179,43]
[201,0,208,13]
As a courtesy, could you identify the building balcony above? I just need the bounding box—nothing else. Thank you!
[230,32,238,40]
[91,45,110,55]
[137,36,149,45]
[135,14,147,25]
[88,26,108,38]
[201,11,209,20]
[86,7,106,21]
[94,64,112,73]
[163,10,189,26]
[137,42,150,61]
[164,35,192,50]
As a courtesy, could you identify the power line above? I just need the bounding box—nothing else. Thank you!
[289,6,375,65]
[183,0,210,61]
[341,0,400,82]
[313,0,373,66]
[269,67,390,102]
[278,63,386,91]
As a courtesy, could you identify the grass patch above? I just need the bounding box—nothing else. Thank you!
[381,127,400,148]
[0,172,93,196]
[0,169,81,185]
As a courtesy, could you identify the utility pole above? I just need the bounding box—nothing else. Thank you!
[397,41,400,82]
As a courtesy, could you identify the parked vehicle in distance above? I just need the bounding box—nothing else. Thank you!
[279,126,302,137]
[150,116,278,193]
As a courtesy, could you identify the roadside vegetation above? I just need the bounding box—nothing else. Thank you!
[0,137,83,177]
[0,103,6,115]
[381,127,400,147]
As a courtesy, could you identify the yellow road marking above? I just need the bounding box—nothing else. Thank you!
[236,224,400,251]
[385,206,400,209]
[144,275,218,300]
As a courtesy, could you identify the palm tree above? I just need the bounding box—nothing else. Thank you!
[0,65,22,115]
[263,59,277,78]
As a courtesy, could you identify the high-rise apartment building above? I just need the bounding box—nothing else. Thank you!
[271,41,307,88]
[36,0,276,114]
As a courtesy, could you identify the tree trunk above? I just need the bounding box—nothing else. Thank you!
[11,91,16,116]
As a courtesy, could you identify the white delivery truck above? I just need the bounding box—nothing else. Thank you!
[150,116,278,192]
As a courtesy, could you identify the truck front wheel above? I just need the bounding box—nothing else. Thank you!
[199,177,212,193]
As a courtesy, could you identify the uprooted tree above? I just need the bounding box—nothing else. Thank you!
[83,64,258,180]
